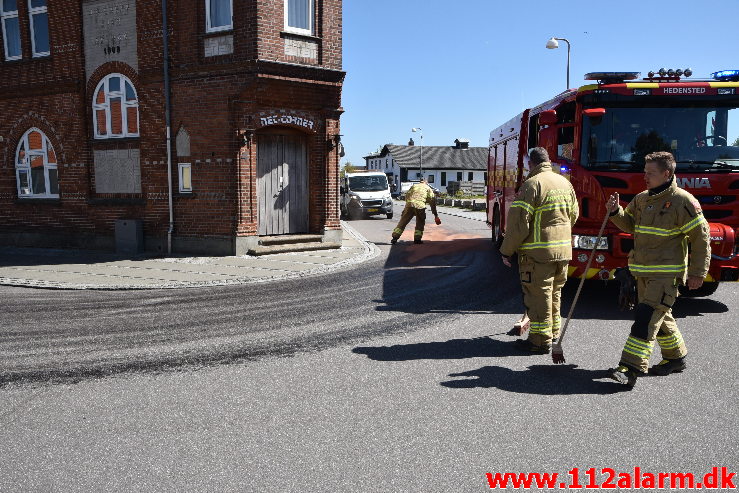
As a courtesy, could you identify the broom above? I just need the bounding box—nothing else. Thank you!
[552,207,611,364]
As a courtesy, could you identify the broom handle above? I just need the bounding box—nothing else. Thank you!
[557,207,611,345]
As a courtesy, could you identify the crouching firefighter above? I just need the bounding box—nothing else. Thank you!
[391,178,439,245]
[500,147,579,354]
[606,151,711,389]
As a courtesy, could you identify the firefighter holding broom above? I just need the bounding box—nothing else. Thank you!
[606,151,710,389]
[500,147,579,354]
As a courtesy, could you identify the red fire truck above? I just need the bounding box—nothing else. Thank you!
[487,69,739,296]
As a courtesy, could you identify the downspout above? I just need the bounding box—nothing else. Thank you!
[162,0,174,254]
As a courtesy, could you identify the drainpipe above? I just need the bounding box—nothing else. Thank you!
[162,0,174,254]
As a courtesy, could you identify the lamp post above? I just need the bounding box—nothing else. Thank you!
[411,127,423,177]
[546,37,571,89]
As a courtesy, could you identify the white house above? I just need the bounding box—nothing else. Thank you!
[363,139,487,194]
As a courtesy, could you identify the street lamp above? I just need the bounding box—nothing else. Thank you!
[546,37,571,89]
[411,127,423,177]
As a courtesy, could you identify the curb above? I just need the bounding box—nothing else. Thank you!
[0,224,381,291]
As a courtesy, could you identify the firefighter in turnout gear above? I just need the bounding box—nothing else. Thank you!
[606,151,711,389]
[500,147,579,353]
[391,178,439,244]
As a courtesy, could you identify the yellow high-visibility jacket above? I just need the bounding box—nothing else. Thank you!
[610,177,710,280]
[500,162,579,262]
[405,182,436,209]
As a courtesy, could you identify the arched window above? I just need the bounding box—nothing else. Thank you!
[93,74,139,138]
[15,128,59,198]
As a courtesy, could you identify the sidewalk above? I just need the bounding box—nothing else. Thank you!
[0,222,379,291]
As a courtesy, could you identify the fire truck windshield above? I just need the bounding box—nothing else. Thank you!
[580,103,739,171]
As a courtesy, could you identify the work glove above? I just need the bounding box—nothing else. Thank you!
[434,216,441,225]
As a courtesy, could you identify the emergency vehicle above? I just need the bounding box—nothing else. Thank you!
[487,68,739,296]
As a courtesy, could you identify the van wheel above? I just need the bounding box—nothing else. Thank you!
[678,281,719,297]
[386,213,394,220]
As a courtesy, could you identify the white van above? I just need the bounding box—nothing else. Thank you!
[340,171,394,220]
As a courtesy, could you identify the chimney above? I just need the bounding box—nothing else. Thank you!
[408,138,415,146]
[454,138,470,150]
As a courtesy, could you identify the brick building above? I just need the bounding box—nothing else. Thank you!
[0,0,344,255]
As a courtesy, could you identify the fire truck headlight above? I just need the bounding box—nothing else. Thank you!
[578,253,588,262]
[572,235,609,250]
[596,254,606,263]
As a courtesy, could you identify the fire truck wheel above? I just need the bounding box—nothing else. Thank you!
[678,281,719,298]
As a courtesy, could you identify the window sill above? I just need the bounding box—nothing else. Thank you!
[280,31,321,42]
[176,192,196,198]
[88,197,146,206]
[202,29,233,39]
[15,198,61,205]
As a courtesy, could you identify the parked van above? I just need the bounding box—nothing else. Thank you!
[340,171,394,220]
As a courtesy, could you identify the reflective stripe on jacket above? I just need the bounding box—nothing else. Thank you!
[500,162,579,262]
[610,177,710,279]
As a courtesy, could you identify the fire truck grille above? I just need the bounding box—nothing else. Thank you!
[703,210,732,220]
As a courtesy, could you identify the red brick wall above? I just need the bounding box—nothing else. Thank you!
[0,0,343,253]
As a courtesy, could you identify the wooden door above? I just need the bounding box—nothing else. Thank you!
[256,132,309,235]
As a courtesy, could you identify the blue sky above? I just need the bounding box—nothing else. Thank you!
[340,0,739,167]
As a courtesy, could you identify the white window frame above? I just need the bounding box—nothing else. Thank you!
[205,0,232,33]
[15,127,59,198]
[28,0,49,57]
[284,0,313,36]
[1,0,21,61]
[178,163,193,193]
[92,73,140,139]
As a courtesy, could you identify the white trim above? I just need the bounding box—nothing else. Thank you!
[205,0,232,33]
[28,0,49,57]
[92,73,140,139]
[15,127,59,198]
[1,2,21,61]
[178,163,192,193]
[283,0,313,36]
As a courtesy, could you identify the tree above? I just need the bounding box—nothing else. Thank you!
[732,137,739,147]
[340,161,356,178]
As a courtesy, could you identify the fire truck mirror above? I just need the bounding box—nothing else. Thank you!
[583,108,607,119]
[539,110,558,126]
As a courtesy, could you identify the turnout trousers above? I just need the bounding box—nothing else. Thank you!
[619,277,687,374]
[392,205,426,241]
[518,255,569,347]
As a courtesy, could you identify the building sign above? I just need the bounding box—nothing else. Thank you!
[83,0,137,79]
[259,115,315,130]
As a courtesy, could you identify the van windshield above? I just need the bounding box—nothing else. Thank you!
[348,175,388,192]
[581,103,739,172]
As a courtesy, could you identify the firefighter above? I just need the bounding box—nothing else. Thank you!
[606,151,710,388]
[500,147,579,353]
[391,178,439,244]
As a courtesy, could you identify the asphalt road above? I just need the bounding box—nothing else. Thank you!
[1,203,737,492]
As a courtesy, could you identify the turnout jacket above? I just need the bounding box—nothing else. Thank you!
[405,182,436,210]
[500,162,579,262]
[610,177,710,280]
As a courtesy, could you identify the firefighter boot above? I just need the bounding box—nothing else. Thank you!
[514,339,550,355]
[649,357,686,376]
[608,365,638,389]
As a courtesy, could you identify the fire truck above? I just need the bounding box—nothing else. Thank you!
[487,68,739,296]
